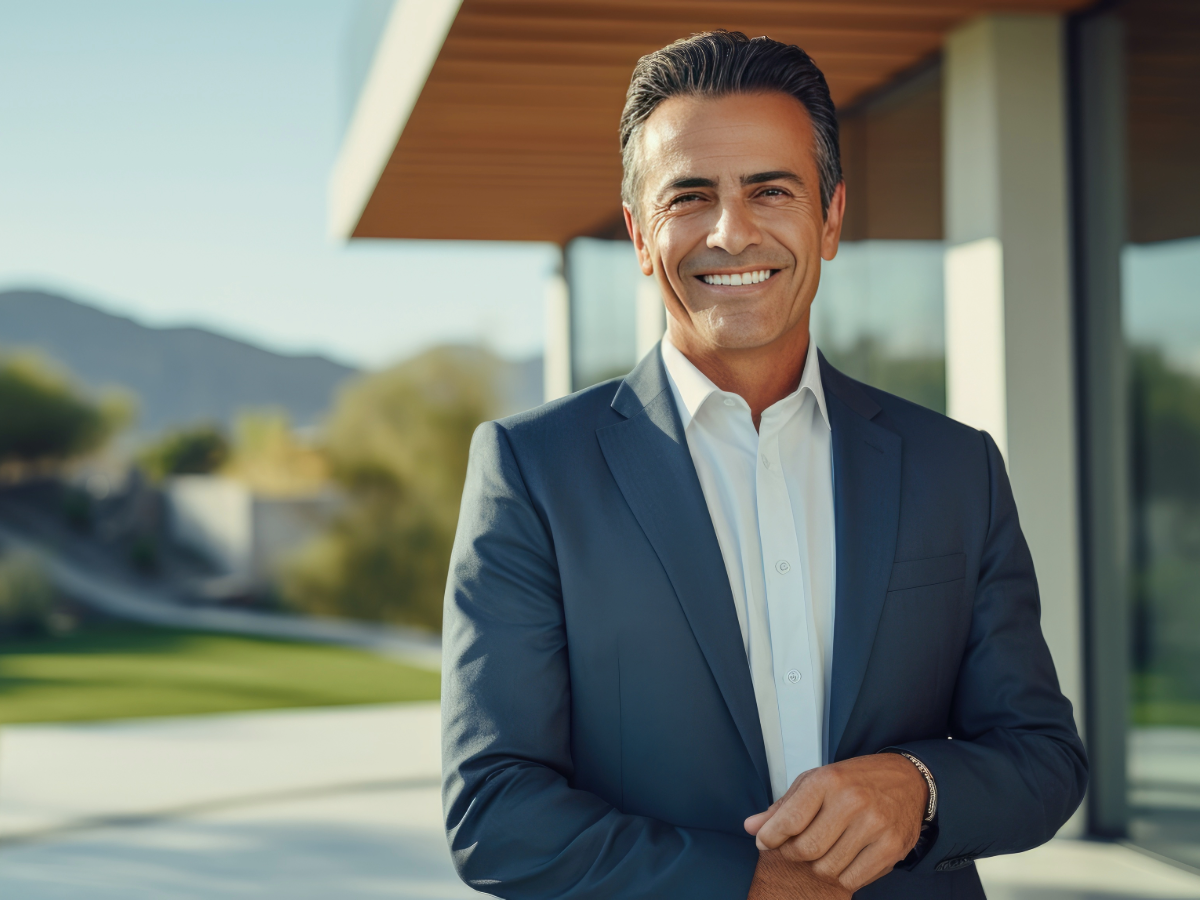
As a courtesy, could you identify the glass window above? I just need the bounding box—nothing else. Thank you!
[818,60,945,411]
[567,237,643,390]
[812,240,945,413]
[1118,0,1200,870]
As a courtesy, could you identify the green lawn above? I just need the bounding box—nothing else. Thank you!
[1133,701,1200,729]
[0,625,440,725]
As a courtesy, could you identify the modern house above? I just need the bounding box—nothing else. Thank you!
[332,0,1200,867]
[165,475,342,594]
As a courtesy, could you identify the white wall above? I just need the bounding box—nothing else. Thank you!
[165,476,253,575]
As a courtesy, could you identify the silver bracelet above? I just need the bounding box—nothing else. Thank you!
[896,751,938,823]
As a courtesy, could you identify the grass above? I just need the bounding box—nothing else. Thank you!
[1131,672,1200,728]
[1133,701,1200,729]
[0,624,440,725]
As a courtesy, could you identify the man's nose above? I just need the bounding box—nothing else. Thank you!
[707,201,761,257]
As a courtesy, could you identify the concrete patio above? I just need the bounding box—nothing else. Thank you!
[1,704,1197,899]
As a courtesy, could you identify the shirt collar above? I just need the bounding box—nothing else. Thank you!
[660,333,830,431]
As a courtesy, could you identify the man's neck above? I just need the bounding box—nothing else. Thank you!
[667,322,811,430]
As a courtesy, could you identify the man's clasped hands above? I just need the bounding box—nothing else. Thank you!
[744,753,930,899]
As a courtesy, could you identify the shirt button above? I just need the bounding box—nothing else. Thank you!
[723,397,736,407]
[776,560,791,574]
[787,669,802,684]
[761,454,770,469]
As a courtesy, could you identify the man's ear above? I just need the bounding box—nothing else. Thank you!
[623,204,655,276]
[820,180,846,262]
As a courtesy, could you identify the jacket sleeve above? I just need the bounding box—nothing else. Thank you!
[440,421,759,899]
[894,430,1089,873]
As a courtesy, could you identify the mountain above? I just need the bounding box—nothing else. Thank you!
[0,289,357,436]
[0,289,546,437]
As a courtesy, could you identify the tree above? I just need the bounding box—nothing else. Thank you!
[281,346,501,631]
[139,424,230,479]
[0,355,125,469]
[222,410,328,496]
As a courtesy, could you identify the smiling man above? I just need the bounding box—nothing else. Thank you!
[442,31,1087,900]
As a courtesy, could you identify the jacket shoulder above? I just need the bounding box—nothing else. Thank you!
[861,382,979,443]
[489,377,625,444]
[820,356,977,443]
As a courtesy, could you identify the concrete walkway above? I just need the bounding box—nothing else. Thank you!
[2,705,1199,899]
[0,704,476,898]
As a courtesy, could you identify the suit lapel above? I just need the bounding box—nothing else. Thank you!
[597,349,772,804]
[821,356,903,761]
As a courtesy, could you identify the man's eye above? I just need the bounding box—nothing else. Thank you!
[759,187,787,197]
[670,193,703,208]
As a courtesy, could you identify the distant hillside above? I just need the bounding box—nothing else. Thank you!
[0,289,357,435]
[0,289,545,436]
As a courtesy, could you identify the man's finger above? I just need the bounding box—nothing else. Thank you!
[744,767,818,836]
[828,840,899,893]
[777,801,851,864]
[807,816,880,883]
[753,783,826,850]
[743,795,786,835]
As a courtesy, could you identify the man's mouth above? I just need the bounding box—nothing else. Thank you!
[697,269,776,286]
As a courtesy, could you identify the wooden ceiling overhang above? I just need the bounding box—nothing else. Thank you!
[332,0,1090,245]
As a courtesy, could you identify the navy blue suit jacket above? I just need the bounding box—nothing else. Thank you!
[441,347,1087,899]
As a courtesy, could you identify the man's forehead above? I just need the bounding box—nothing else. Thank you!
[638,92,814,180]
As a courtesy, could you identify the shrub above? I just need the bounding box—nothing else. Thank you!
[280,346,500,631]
[0,552,58,637]
[139,424,230,480]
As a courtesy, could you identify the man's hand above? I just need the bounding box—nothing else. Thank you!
[744,754,927,894]
[747,848,851,900]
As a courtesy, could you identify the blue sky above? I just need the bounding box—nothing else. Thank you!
[0,1,558,369]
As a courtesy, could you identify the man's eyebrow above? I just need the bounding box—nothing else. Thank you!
[656,176,718,201]
[742,170,803,186]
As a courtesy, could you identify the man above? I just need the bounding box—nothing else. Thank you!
[442,31,1086,899]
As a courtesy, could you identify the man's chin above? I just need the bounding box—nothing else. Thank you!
[688,321,798,354]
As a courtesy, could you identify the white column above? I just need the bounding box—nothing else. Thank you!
[543,273,572,402]
[943,14,1084,835]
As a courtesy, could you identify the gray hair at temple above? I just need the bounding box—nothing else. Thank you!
[619,30,843,220]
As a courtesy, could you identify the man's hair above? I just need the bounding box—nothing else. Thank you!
[619,30,842,219]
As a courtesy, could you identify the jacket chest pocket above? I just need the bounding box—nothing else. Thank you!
[887,552,965,593]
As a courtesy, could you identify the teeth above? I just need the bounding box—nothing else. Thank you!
[702,270,772,285]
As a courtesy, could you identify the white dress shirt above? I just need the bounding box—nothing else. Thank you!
[661,335,836,801]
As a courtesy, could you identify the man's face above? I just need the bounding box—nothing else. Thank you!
[624,91,845,354]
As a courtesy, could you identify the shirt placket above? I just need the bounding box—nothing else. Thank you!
[755,412,823,788]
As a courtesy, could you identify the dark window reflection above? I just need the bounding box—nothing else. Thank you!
[1121,0,1200,869]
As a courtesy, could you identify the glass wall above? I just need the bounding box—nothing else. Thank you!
[822,60,945,412]
[567,237,643,390]
[812,240,945,413]
[1081,0,1200,867]
[1125,239,1200,865]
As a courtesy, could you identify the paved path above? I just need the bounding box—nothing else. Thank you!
[1131,728,1200,810]
[0,785,473,899]
[0,704,442,841]
[0,704,476,898]
[0,521,441,671]
[2,705,1199,899]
